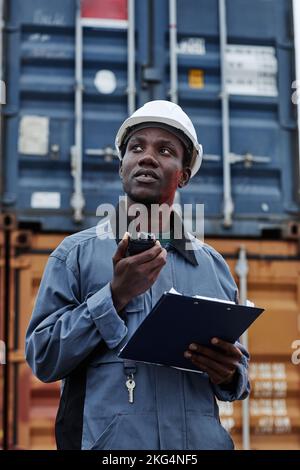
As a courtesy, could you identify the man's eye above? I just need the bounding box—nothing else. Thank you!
[132,145,143,152]
[160,148,171,155]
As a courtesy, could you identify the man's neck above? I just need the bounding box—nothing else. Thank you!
[126,196,173,235]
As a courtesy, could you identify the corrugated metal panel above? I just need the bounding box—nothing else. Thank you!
[2,231,64,449]
[208,238,300,449]
[2,0,143,231]
[1,0,299,236]
[173,0,299,236]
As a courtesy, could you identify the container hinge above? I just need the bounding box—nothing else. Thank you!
[202,154,221,162]
[85,146,119,162]
[229,152,271,168]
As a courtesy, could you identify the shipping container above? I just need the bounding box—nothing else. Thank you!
[0,230,63,449]
[0,231,299,449]
[1,0,300,237]
[209,238,300,449]
[1,0,300,452]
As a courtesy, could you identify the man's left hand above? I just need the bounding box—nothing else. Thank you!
[184,338,243,385]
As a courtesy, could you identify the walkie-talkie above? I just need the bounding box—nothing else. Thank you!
[127,232,156,256]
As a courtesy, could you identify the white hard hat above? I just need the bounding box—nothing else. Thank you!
[115,100,203,178]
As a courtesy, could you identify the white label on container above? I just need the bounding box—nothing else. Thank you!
[225,45,278,97]
[31,192,61,209]
[94,70,117,94]
[18,115,49,155]
[177,38,206,55]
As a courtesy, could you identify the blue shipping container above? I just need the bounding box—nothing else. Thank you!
[1,0,299,237]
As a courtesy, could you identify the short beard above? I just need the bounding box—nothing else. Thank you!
[123,183,162,206]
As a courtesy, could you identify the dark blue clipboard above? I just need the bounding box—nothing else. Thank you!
[118,293,264,373]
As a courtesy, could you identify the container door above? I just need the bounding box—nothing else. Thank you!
[165,0,298,237]
[2,231,64,449]
[2,0,151,232]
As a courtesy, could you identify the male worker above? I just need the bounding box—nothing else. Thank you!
[25,100,249,450]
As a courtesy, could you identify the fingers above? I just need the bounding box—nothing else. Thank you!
[113,235,167,270]
[130,241,164,265]
[112,232,130,265]
[184,350,236,384]
[148,255,167,282]
[148,248,167,271]
[189,343,238,366]
[188,342,242,366]
[185,350,235,377]
[210,338,243,360]
[132,250,167,285]
[184,339,243,385]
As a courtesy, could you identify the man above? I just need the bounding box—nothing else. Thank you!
[25,100,249,450]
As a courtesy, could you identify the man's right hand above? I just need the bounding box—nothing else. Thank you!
[110,233,167,313]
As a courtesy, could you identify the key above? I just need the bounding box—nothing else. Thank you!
[126,377,136,404]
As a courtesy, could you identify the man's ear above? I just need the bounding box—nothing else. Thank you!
[178,167,191,188]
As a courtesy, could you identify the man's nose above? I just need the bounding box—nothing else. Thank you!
[138,151,159,167]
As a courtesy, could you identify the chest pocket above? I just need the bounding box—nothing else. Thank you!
[87,293,144,367]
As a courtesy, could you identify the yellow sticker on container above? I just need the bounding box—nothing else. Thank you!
[188,69,204,89]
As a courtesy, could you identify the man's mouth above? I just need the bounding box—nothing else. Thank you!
[134,169,159,183]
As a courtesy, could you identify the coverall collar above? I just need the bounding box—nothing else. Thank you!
[111,200,198,267]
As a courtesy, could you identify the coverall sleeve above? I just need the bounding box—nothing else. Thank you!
[25,255,127,383]
[211,341,250,401]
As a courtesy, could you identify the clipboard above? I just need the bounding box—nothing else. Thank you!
[118,292,264,373]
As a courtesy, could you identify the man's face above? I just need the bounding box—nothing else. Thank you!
[119,127,191,205]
